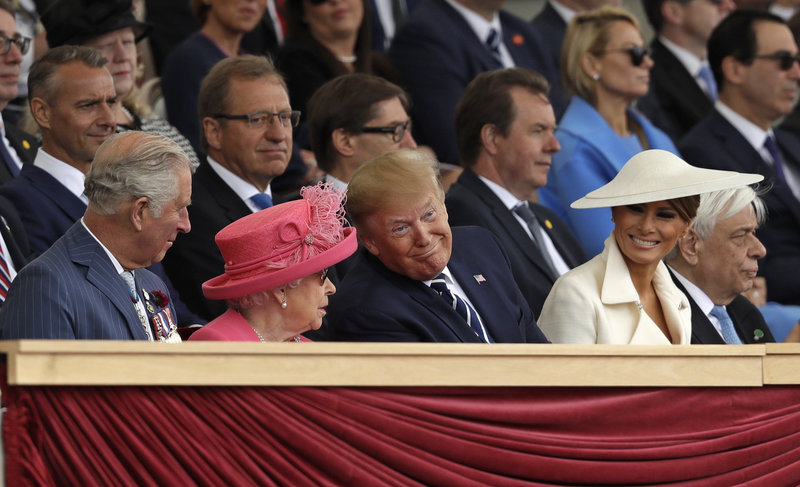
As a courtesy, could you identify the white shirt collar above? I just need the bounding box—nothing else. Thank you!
[207,155,272,213]
[80,216,125,275]
[668,264,728,339]
[443,0,501,45]
[324,173,349,192]
[715,101,772,153]
[659,35,705,77]
[34,148,89,204]
[548,0,576,24]
[478,175,524,210]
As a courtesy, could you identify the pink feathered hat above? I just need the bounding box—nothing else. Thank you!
[202,183,357,300]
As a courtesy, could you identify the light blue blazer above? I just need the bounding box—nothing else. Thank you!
[539,96,679,257]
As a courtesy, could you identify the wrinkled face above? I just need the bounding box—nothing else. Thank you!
[303,0,363,43]
[349,97,416,165]
[0,9,22,105]
[736,21,800,128]
[694,205,766,303]
[283,270,336,334]
[593,21,653,102]
[612,200,690,268]
[210,77,292,192]
[678,0,735,46]
[84,27,138,99]
[208,0,267,34]
[361,190,452,281]
[39,62,117,168]
[139,166,192,266]
[493,88,560,200]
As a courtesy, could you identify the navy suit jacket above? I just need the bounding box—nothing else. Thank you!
[369,0,421,52]
[388,0,561,165]
[669,269,774,344]
[639,39,713,142]
[326,226,549,342]
[162,160,251,321]
[0,163,85,256]
[445,169,586,317]
[0,222,176,339]
[680,110,800,305]
[0,124,38,186]
[0,195,30,272]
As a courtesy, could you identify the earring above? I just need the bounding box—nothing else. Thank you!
[592,73,600,81]
[281,291,288,309]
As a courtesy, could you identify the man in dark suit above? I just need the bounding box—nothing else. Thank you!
[680,9,800,306]
[369,0,420,52]
[639,0,734,142]
[665,187,776,344]
[326,149,548,343]
[0,131,193,340]
[388,0,562,165]
[162,55,293,321]
[446,68,585,318]
[0,0,37,185]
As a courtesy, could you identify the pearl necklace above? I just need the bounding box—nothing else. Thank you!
[250,324,303,342]
[338,54,357,63]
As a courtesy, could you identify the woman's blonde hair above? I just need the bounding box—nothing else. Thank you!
[562,6,642,105]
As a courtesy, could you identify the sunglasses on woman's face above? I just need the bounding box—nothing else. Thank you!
[598,46,653,67]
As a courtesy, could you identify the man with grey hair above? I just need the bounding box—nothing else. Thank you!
[0,131,193,340]
[665,187,776,344]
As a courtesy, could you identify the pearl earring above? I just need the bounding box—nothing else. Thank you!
[281,291,288,309]
[592,73,600,81]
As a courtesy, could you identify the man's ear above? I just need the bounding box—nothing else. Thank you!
[203,117,223,151]
[480,123,499,156]
[30,97,50,129]
[129,196,149,232]
[332,128,356,157]
[677,228,701,266]
[721,55,744,87]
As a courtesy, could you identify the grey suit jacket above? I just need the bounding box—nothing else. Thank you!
[0,222,176,339]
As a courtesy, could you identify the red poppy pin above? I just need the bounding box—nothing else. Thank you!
[511,34,524,46]
[152,291,169,308]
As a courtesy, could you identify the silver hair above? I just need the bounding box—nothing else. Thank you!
[84,131,194,217]
[227,279,303,311]
[665,186,767,261]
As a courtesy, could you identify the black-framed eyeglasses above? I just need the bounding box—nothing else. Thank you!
[0,35,31,56]
[359,120,412,143]
[752,51,800,71]
[597,46,652,67]
[213,110,301,129]
[319,268,329,284]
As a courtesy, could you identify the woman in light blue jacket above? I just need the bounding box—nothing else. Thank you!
[539,6,678,257]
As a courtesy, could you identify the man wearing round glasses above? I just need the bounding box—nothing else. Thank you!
[162,54,296,321]
[306,73,417,193]
[0,0,36,184]
[680,9,800,307]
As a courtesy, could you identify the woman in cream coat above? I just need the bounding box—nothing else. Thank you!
[537,150,763,344]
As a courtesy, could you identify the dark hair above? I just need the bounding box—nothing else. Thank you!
[28,45,107,105]
[668,194,701,223]
[284,0,373,76]
[307,73,409,173]
[708,9,785,91]
[643,0,669,33]
[455,68,550,167]
[198,55,286,153]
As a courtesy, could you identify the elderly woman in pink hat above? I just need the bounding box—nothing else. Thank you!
[190,183,357,342]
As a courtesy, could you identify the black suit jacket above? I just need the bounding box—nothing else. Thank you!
[680,110,800,305]
[326,226,548,343]
[162,160,252,320]
[669,268,774,344]
[0,125,38,186]
[530,3,565,84]
[640,39,713,142]
[445,169,586,317]
[0,194,29,272]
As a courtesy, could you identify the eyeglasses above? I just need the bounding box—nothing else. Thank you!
[752,51,800,71]
[359,120,412,143]
[319,268,329,284]
[0,35,31,56]
[213,110,301,129]
[308,0,329,4]
[597,46,652,67]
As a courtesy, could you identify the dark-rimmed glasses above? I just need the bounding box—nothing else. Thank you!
[213,110,301,129]
[752,51,800,71]
[597,46,652,67]
[359,120,412,143]
[0,35,31,56]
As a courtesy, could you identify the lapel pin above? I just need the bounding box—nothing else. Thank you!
[473,274,486,284]
[753,329,764,341]
[544,219,553,229]
[511,34,524,46]
[22,140,30,150]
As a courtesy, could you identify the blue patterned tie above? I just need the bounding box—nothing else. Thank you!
[0,248,11,305]
[485,28,503,67]
[763,135,787,184]
[710,305,743,344]
[429,274,491,342]
[250,193,273,210]
[696,64,717,101]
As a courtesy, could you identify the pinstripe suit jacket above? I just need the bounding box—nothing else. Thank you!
[0,222,176,339]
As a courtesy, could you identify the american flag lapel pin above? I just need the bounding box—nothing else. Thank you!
[473,274,486,284]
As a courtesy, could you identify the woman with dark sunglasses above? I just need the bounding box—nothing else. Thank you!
[538,6,680,258]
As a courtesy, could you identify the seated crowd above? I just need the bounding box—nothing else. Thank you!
[0,0,797,345]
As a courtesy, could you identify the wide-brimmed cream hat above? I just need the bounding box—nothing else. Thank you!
[571,149,764,209]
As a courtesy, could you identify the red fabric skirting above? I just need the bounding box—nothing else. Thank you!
[4,383,800,486]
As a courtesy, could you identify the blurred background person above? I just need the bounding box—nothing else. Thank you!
[538,149,762,344]
[191,183,357,341]
[538,6,678,257]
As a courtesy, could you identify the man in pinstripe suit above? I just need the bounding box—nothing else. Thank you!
[0,131,193,340]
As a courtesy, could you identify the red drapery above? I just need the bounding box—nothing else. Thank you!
[4,383,800,486]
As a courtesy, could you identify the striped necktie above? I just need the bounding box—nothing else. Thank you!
[0,247,11,305]
[485,28,504,67]
[429,274,491,342]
